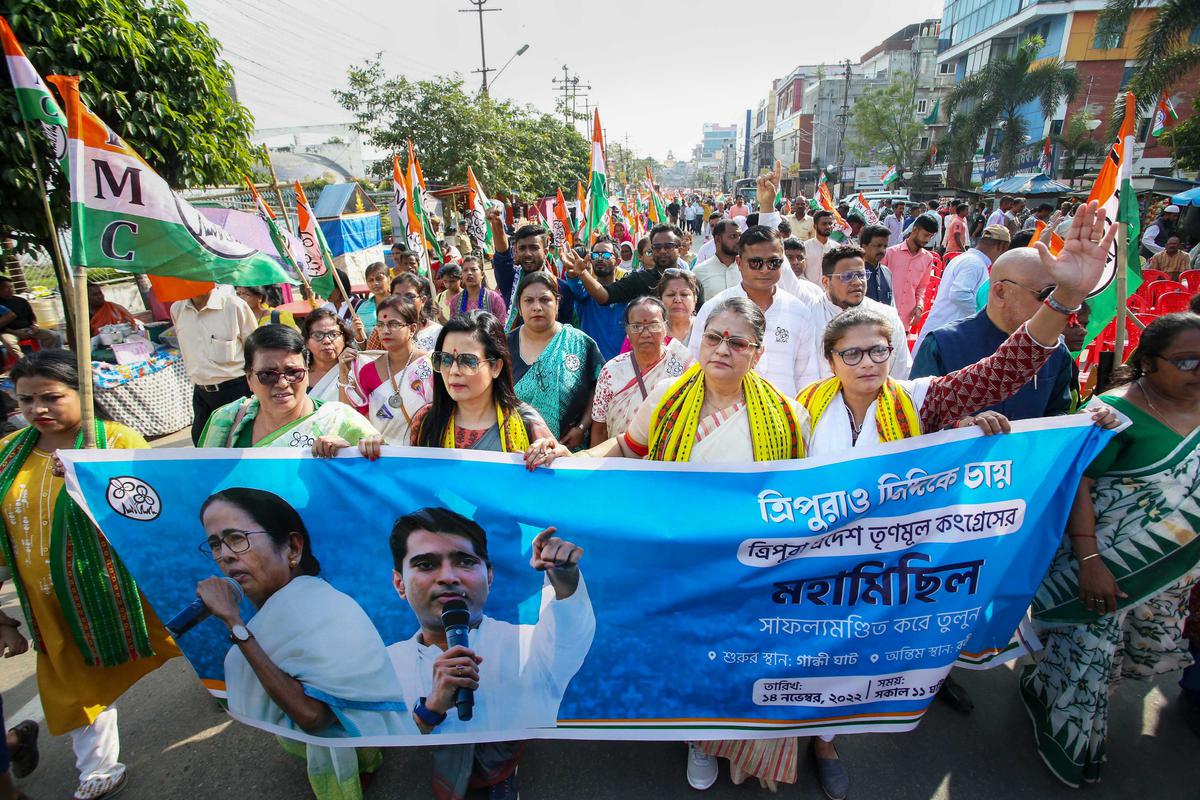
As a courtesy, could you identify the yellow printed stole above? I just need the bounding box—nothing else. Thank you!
[647,363,804,462]
[796,377,921,443]
[441,402,531,453]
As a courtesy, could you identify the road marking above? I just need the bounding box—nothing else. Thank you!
[7,694,43,726]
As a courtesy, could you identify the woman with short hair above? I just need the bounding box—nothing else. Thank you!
[656,267,699,345]
[303,309,355,403]
[235,285,299,331]
[356,261,391,335]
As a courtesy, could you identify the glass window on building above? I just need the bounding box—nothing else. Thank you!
[917,99,929,114]
[1189,24,1200,45]
[1092,26,1125,50]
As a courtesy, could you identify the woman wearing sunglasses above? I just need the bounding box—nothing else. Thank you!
[1022,311,1200,787]
[197,325,379,452]
[341,297,433,445]
[535,295,806,791]
[303,309,355,403]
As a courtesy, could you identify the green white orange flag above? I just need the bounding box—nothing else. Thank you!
[584,110,609,244]
[1151,93,1178,138]
[294,181,336,299]
[391,154,418,257]
[1078,91,1141,350]
[0,16,67,175]
[404,141,434,275]
[50,75,292,286]
[552,187,574,253]
[465,166,494,257]
[881,166,898,186]
[242,176,306,285]
[854,193,880,225]
[645,165,668,224]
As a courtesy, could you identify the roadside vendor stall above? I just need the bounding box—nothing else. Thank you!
[91,323,192,437]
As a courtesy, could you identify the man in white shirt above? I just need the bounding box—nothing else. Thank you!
[914,224,1011,356]
[883,202,906,246]
[690,225,820,395]
[388,507,595,796]
[808,243,910,381]
[986,196,1011,228]
[693,212,722,263]
[803,210,836,284]
[171,286,256,444]
[692,220,744,299]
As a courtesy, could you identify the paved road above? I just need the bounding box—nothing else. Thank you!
[0,428,1195,797]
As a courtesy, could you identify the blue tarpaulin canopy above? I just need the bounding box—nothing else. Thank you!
[313,183,383,283]
[985,173,1072,196]
[1171,186,1200,207]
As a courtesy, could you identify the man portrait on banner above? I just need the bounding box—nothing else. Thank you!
[386,507,595,735]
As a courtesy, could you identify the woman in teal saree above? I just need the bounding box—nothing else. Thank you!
[1021,312,1200,787]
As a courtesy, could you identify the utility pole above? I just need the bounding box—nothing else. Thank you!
[459,0,501,96]
[552,65,590,129]
[834,59,852,193]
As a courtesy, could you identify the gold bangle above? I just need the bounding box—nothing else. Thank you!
[1079,552,1101,563]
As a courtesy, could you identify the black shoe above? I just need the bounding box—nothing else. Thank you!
[8,719,38,779]
[935,674,975,715]
[1183,692,1200,739]
[811,740,849,800]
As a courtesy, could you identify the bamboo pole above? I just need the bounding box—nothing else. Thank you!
[262,145,295,234]
[18,115,76,347]
[72,263,96,448]
[1114,221,1128,364]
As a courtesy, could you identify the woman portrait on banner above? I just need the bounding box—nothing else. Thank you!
[591,297,692,442]
[1021,311,1200,788]
[341,297,434,445]
[0,350,178,800]
[658,267,699,346]
[534,296,808,792]
[448,256,507,322]
[304,310,355,404]
[197,325,379,452]
[799,204,1121,457]
[195,488,414,800]
[508,273,604,451]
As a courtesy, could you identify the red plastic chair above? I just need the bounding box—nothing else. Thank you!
[1126,293,1148,313]
[1140,268,1171,285]
[1145,279,1185,305]
[1,337,41,371]
[1098,317,1143,353]
[1180,269,1200,293]
[1155,291,1194,314]
[943,251,961,264]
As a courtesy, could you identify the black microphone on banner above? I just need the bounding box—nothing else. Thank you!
[440,598,474,722]
[166,577,244,638]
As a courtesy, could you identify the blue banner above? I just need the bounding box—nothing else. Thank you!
[61,417,1113,746]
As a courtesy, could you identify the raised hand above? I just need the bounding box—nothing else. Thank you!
[756,159,783,212]
[560,247,591,279]
[1033,200,1118,304]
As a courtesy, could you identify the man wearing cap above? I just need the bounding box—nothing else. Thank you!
[913,224,1011,356]
[1141,204,1181,258]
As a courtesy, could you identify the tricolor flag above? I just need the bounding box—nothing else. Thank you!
[815,175,851,240]
[574,180,587,238]
[583,110,609,244]
[645,165,668,224]
[409,142,442,267]
[1039,138,1054,177]
[294,181,336,299]
[391,154,415,258]
[881,165,899,186]
[854,193,880,225]
[405,140,439,275]
[1151,93,1178,138]
[552,187,574,254]
[465,166,494,257]
[0,16,67,175]
[1077,92,1141,351]
[928,142,938,165]
[242,175,307,286]
[50,75,292,286]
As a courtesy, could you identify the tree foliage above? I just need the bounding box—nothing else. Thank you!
[946,36,1078,179]
[1160,96,1200,172]
[846,78,925,188]
[0,0,258,243]
[1055,111,1105,186]
[333,56,589,199]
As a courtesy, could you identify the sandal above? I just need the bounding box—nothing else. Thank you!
[8,720,38,779]
[73,771,128,800]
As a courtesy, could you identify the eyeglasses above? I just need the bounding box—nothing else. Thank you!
[251,367,307,385]
[432,351,495,374]
[377,320,415,333]
[834,345,894,366]
[700,331,759,354]
[307,331,343,343]
[745,257,784,272]
[626,322,665,335]
[651,242,680,251]
[199,530,268,558]
[395,291,422,302]
[832,270,868,284]
[590,252,616,261]
[999,279,1056,302]
[1157,355,1200,372]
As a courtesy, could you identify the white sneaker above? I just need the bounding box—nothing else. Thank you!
[686,742,718,790]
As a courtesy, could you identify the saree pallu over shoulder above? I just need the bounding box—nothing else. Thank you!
[797,377,921,442]
[439,402,531,453]
[1033,426,1200,623]
[0,422,155,667]
[648,363,804,462]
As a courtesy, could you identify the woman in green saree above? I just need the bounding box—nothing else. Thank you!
[197,324,379,452]
[505,272,603,451]
[1021,312,1200,787]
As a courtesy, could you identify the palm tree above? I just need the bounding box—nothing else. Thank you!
[1098,0,1200,131]
[945,36,1079,178]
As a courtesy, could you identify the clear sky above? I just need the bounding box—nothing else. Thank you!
[188,0,945,161]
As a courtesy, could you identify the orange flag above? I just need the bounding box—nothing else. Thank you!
[553,188,574,251]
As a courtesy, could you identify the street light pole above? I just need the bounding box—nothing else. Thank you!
[459,0,501,96]
[489,43,529,91]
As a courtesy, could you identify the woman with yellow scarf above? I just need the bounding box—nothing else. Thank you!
[534,295,808,792]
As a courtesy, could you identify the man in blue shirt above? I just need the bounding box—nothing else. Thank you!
[565,236,628,361]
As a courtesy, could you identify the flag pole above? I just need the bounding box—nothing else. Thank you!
[1114,220,1128,364]
[72,263,96,448]
[261,145,295,234]
[18,115,77,348]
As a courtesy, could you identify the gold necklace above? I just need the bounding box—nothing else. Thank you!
[1138,379,1196,436]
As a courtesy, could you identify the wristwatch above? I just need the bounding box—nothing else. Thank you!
[415,698,447,727]
[229,623,253,644]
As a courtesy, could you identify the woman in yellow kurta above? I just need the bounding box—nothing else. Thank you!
[0,350,177,800]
